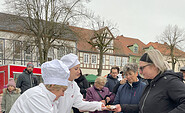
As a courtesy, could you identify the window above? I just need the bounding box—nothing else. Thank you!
[13,73,21,83]
[57,46,74,59]
[107,40,113,47]
[91,54,97,64]
[132,58,136,63]
[122,57,128,66]
[0,40,3,52]
[57,46,65,59]
[109,56,114,65]
[116,57,121,66]
[25,45,31,54]
[14,41,21,54]
[25,44,31,60]
[84,53,89,64]
[133,46,138,53]
[0,40,3,59]
[66,47,73,54]
[14,41,21,59]
[48,48,54,61]
[103,55,105,65]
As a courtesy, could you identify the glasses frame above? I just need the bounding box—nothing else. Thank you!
[139,64,151,72]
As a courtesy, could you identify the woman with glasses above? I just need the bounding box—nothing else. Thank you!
[86,76,115,113]
[112,49,185,113]
[113,63,146,112]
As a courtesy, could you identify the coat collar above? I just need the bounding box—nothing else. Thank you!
[39,83,56,102]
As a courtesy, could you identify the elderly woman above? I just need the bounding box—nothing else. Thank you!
[86,76,115,113]
[113,49,185,113]
[113,63,146,108]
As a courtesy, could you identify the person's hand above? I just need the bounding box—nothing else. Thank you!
[111,104,122,112]
[101,100,106,105]
[105,97,111,103]
[120,78,127,84]
[101,103,108,111]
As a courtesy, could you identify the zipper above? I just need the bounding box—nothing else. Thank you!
[30,74,33,87]
[130,86,133,104]
[141,85,152,113]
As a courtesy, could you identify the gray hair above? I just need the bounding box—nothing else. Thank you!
[145,49,168,73]
[123,63,138,74]
[95,76,107,85]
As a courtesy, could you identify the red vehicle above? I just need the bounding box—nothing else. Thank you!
[0,64,41,94]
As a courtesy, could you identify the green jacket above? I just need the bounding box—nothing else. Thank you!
[1,88,21,113]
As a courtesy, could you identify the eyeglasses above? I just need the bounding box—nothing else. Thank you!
[111,72,118,74]
[139,64,151,72]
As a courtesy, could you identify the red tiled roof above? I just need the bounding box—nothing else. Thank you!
[69,26,97,52]
[70,26,115,52]
[114,35,147,56]
[146,42,185,57]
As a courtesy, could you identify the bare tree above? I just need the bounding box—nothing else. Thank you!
[5,0,90,64]
[159,25,185,71]
[88,19,118,76]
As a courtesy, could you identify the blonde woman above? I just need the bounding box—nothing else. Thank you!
[58,54,106,113]
[112,49,185,113]
[86,76,115,113]
[10,59,70,113]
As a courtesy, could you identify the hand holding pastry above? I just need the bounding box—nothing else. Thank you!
[101,103,108,110]
[111,104,121,112]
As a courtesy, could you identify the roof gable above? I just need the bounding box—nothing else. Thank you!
[146,42,185,57]
[70,26,114,52]
[114,35,147,56]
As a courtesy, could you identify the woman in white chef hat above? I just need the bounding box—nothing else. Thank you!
[10,59,70,113]
[58,53,106,113]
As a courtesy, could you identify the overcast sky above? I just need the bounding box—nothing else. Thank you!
[86,0,185,45]
[1,0,185,45]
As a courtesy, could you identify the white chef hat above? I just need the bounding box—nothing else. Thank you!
[41,59,70,86]
[60,53,80,69]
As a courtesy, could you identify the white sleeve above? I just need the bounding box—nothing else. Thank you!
[22,94,54,113]
[72,83,102,111]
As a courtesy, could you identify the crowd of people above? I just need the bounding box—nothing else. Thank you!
[1,49,185,113]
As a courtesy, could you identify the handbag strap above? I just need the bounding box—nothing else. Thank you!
[95,89,104,100]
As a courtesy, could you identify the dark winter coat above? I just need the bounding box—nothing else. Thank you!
[75,75,90,98]
[1,88,21,113]
[16,68,39,94]
[121,70,185,113]
[114,79,146,105]
[113,75,147,94]
[105,75,119,92]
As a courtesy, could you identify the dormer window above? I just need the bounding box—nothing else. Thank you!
[133,46,138,53]
[127,43,138,53]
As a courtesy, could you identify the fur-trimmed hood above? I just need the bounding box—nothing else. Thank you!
[3,88,21,94]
